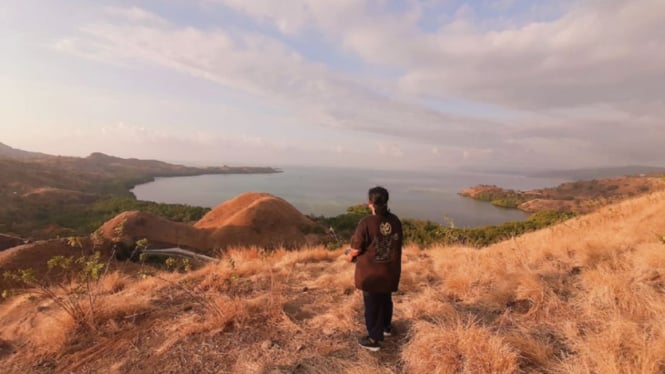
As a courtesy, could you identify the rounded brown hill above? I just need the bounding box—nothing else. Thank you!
[195,192,318,249]
[94,193,319,252]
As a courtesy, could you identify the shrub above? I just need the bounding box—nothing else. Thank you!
[402,211,575,248]
[89,197,209,224]
[491,198,522,208]
[310,203,369,244]
[165,257,192,273]
[402,219,446,248]
[3,251,106,330]
[314,205,574,249]
[471,191,492,201]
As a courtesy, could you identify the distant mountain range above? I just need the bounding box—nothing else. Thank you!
[0,142,279,175]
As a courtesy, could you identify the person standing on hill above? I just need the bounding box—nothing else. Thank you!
[345,186,403,351]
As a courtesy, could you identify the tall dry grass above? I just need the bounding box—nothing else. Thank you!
[402,191,665,373]
[1,191,665,372]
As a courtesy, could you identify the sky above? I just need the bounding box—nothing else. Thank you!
[1,0,663,170]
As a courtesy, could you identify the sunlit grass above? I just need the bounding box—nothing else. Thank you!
[2,191,665,372]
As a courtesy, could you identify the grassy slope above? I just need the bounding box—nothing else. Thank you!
[2,192,665,373]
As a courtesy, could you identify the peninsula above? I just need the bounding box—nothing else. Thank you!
[460,175,665,213]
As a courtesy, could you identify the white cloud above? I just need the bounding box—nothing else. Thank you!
[215,0,373,35]
[99,122,284,151]
[490,0,518,11]
[355,1,665,112]
[104,6,167,25]
[377,142,403,158]
[54,7,501,148]
[216,0,665,110]
[220,0,664,167]
[48,1,665,169]
[88,122,427,168]
[462,148,494,161]
[0,5,8,22]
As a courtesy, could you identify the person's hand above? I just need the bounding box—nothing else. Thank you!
[345,249,360,262]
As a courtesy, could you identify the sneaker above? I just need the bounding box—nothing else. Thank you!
[383,326,392,337]
[357,336,381,352]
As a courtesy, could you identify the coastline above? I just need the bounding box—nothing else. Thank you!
[130,167,533,228]
[459,175,665,214]
[0,152,283,238]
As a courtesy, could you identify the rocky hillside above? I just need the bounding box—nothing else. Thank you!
[2,191,665,372]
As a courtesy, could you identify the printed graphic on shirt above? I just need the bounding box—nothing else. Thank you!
[375,222,398,263]
[380,222,392,236]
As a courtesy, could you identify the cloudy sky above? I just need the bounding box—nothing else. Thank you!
[1,0,663,170]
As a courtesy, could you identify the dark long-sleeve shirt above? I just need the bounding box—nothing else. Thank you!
[351,213,403,293]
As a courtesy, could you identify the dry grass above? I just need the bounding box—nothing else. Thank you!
[2,191,665,373]
[402,318,519,373]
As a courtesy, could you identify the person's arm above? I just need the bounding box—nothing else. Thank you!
[345,248,360,262]
[347,218,367,262]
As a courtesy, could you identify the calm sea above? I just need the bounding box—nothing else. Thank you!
[131,166,570,228]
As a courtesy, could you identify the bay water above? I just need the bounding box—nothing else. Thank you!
[131,166,569,228]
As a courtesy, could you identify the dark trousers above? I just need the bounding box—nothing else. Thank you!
[363,291,393,342]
